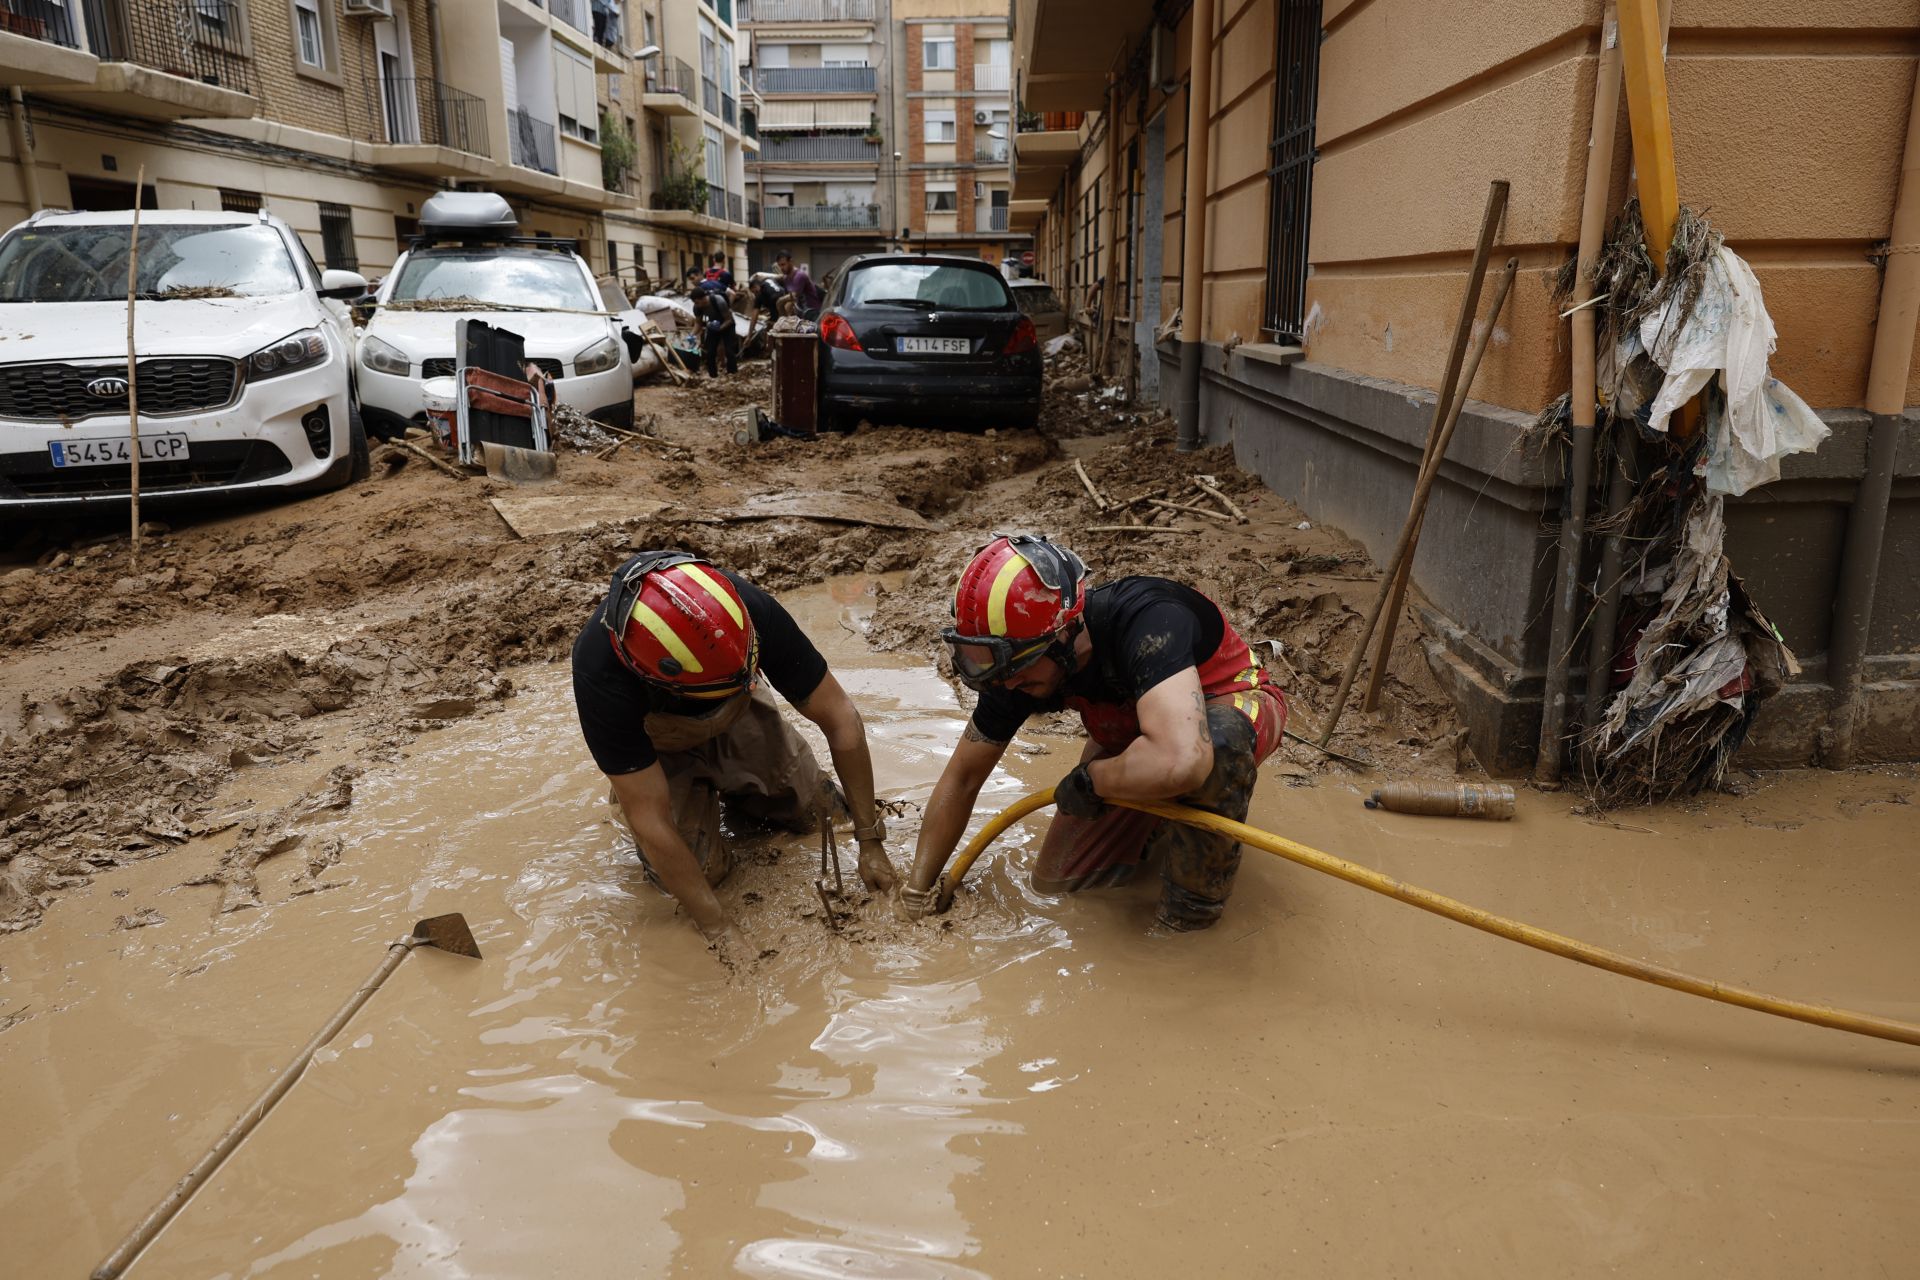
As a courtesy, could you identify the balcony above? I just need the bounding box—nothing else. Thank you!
[752,133,879,163]
[548,0,588,35]
[748,197,761,228]
[763,204,880,231]
[727,190,744,224]
[722,92,737,127]
[756,66,875,96]
[707,185,726,221]
[58,0,258,119]
[643,55,697,115]
[0,0,97,86]
[508,107,558,175]
[741,109,759,143]
[972,64,1010,93]
[359,76,492,178]
[739,0,874,20]
[976,206,1009,233]
[1014,0,1155,112]
[974,140,1009,164]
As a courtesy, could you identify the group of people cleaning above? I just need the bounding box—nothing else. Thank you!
[680,249,825,380]
[571,534,1289,968]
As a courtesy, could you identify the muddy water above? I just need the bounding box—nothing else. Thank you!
[4,579,1918,1278]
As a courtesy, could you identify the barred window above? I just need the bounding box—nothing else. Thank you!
[319,202,358,272]
[1263,0,1322,342]
[219,189,262,214]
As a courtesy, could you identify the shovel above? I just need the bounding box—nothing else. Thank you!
[480,440,558,485]
[91,914,483,1279]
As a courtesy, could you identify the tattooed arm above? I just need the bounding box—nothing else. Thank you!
[1086,667,1213,800]
[903,721,1010,898]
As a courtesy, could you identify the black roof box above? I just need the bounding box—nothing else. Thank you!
[418,191,517,238]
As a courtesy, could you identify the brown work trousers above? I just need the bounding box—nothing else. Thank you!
[610,684,826,888]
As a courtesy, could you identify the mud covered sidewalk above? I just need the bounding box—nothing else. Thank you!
[0,359,1462,935]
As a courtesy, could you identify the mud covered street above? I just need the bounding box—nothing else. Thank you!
[3,366,1918,1276]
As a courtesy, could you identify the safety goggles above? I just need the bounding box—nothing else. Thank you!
[941,631,1055,691]
[603,551,758,697]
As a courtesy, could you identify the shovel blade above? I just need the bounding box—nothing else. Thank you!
[480,440,557,485]
[412,913,482,958]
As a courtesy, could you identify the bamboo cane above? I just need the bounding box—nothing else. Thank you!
[126,164,145,568]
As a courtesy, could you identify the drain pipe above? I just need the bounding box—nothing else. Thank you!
[7,88,44,215]
[1825,61,1920,766]
[426,0,448,99]
[1173,0,1215,452]
[1533,8,1624,784]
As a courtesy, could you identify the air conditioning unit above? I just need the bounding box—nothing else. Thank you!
[973,181,984,198]
[344,0,394,16]
[973,109,992,125]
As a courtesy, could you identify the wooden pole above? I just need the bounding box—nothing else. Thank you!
[1360,180,1509,713]
[1317,260,1519,747]
[126,164,144,567]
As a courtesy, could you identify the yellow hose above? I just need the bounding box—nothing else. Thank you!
[940,788,1920,1050]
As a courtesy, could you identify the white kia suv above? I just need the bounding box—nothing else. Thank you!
[0,207,367,509]
[357,192,634,435]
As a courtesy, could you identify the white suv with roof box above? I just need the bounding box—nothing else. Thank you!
[356,192,634,434]
[0,207,367,509]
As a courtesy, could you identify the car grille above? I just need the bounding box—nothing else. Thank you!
[420,357,564,380]
[0,359,240,422]
[0,441,291,498]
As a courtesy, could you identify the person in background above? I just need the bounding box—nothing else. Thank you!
[775,249,824,319]
[703,251,736,294]
[695,280,739,377]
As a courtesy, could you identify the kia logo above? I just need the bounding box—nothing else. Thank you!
[86,377,130,398]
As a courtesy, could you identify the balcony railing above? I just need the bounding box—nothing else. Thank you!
[702,76,720,115]
[741,109,758,141]
[548,0,588,35]
[86,0,256,96]
[763,204,879,231]
[972,64,1009,92]
[722,92,738,127]
[752,133,879,163]
[748,197,761,228]
[646,55,695,101]
[977,206,1009,232]
[509,107,558,175]
[1022,111,1084,132]
[2,0,80,48]
[360,76,489,156]
[726,190,743,223]
[973,141,1009,164]
[756,66,875,95]
[739,0,874,21]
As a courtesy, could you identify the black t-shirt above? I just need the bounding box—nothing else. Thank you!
[571,561,828,774]
[970,576,1224,742]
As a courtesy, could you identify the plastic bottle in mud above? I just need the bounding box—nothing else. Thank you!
[1364,782,1517,820]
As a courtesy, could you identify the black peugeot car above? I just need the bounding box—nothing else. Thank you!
[816,254,1042,430]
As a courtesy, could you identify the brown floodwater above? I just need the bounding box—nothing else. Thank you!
[4,579,1918,1278]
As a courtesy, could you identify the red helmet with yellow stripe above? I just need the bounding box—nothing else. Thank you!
[604,551,758,698]
[942,533,1088,689]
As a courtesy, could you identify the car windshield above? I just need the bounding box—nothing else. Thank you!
[0,223,302,302]
[844,262,1013,311]
[1015,285,1061,313]
[387,249,596,311]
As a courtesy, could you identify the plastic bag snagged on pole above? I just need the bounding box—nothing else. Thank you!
[1633,245,1829,496]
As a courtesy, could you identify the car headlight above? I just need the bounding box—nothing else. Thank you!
[248,328,330,380]
[572,335,622,376]
[359,334,412,376]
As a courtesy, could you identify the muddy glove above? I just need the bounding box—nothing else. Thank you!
[1053,763,1107,820]
[856,824,898,893]
[895,882,939,922]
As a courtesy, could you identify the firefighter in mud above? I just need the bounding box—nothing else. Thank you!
[572,551,897,966]
[896,534,1287,931]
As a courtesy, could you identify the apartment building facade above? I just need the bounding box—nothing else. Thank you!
[0,0,757,287]
[740,0,892,277]
[1013,0,1920,771]
[892,0,1022,267]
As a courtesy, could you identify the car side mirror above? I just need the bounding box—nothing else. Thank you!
[319,268,369,300]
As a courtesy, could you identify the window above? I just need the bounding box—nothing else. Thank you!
[318,202,357,271]
[925,183,956,213]
[220,188,263,214]
[642,11,656,46]
[1264,0,1322,341]
[821,42,869,68]
[0,223,302,301]
[924,110,956,143]
[293,0,324,66]
[554,43,598,142]
[922,37,954,70]
[758,42,789,68]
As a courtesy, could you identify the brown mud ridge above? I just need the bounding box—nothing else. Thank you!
[0,359,1462,934]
